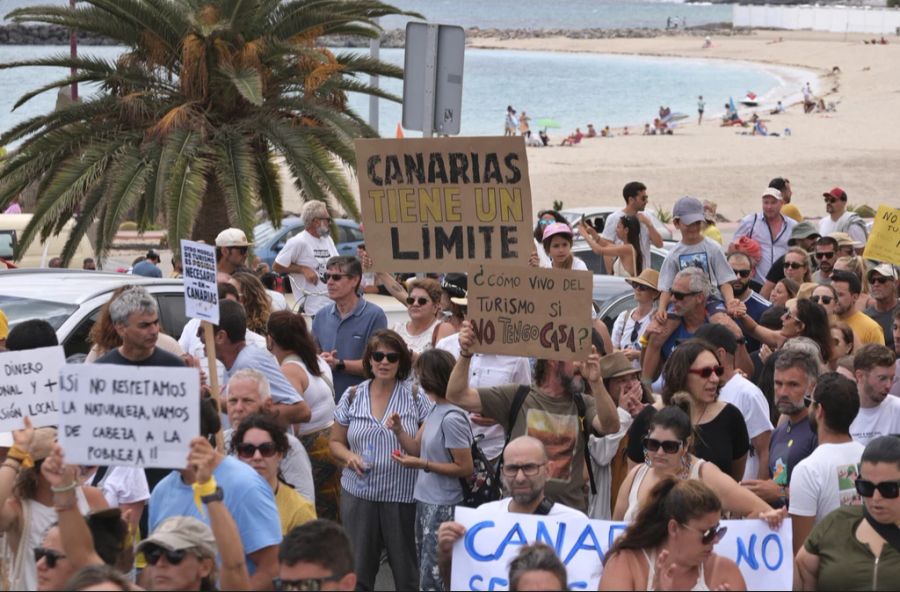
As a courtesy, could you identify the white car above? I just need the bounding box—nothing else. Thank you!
[560,207,674,243]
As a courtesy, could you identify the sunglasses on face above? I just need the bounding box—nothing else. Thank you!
[688,365,724,379]
[371,351,400,363]
[406,296,431,306]
[731,269,751,278]
[682,523,728,545]
[672,290,700,300]
[642,437,683,454]
[815,251,835,260]
[236,442,279,459]
[274,575,345,591]
[871,276,893,285]
[783,261,806,270]
[855,478,900,499]
[811,294,833,305]
[229,246,249,254]
[34,547,66,569]
[538,219,554,226]
[633,283,655,292]
[323,272,348,282]
[143,545,189,566]
[824,197,839,204]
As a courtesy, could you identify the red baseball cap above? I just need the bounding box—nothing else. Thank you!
[823,187,847,200]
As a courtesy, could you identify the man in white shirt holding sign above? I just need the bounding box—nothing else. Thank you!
[273,200,338,316]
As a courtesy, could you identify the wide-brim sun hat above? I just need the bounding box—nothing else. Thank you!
[626,269,660,292]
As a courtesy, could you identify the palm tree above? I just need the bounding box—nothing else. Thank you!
[0,0,412,263]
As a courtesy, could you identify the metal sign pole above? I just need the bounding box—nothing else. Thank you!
[422,24,439,138]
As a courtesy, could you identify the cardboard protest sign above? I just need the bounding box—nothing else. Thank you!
[181,239,220,324]
[58,364,200,469]
[0,346,66,431]
[451,507,792,591]
[862,205,900,266]
[355,136,533,272]
[466,263,593,361]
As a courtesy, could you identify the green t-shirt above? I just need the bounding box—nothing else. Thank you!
[805,506,900,591]
[479,384,597,512]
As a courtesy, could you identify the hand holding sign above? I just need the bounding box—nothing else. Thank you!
[188,436,217,484]
[11,416,35,454]
[39,443,77,490]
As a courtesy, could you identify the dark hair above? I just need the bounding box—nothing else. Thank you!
[815,236,839,251]
[693,324,737,356]
[259,272,278,291]
[267,311,323,378]
[623,181,647,202]
[861,435,900,470]
[280,520,354,576]
[533,210,568,242]
[85,508,129,566]
[508,543,567,592]
[649,393,694,444]
[768,177,790,192]
[326,256,362,293]
[218,281,240,301]
[65,565,133,591]
[831,321,854,356]
[6,319,59,351]
[213,299,247,343]
[812,372,860,434]
[361,329,412,381]
[620,215,644,273]
[831,269,862,296]
[200,397,221,441]
[413,349,456,398]
[605,478,721,561]
[231,413,290,456]
[759,305,786,330]
[794,298,834,363]
[661,340,720,406]
[853,343,896,373]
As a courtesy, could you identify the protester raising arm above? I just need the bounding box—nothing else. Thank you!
[0,416,33,531]
[444,321,485,413]
[579,345,621,436]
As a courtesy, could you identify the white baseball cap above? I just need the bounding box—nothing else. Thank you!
[215,228,252,247]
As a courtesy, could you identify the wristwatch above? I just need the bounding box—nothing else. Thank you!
[336,359,346,372]
[201,486,225,504]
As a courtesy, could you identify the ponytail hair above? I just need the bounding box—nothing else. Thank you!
[267,310,323,377]
[649,392,695,446]
[605,478,721,562]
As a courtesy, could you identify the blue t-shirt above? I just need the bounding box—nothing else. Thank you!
[226,344,302,405]
[149,456,282,572]
[414,403,472,505]
[132,260,162,278]
[741,291,771,352]
[312,298,387,398]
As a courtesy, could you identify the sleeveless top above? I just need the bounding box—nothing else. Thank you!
[613,258,630,278]
[624,459,706,523]
[5,488,90,590]
[283,354,335,435]
[642,548,710,591]
[391,318,441,354]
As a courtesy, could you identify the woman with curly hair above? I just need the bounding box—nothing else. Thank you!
[229,271,272,335]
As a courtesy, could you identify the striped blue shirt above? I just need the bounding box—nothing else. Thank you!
[334,379,432,503]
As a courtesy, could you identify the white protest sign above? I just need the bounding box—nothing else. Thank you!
[58,364,200,469]
[181,239,219,324]
[451,507,792,591]
[0,346,66,431]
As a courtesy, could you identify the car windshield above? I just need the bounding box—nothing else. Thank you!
[253,220,280,246]
[0,295,78,331]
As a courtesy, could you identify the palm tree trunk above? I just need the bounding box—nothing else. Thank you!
[192,173,232,244]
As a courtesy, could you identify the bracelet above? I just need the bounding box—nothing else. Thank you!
[7,446,34,470]
[192,476,218,516]
[1,460,21,472]
[50,481,79,493]
[460,352,473,359]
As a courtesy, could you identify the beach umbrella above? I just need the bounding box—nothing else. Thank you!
[536,118,561,129]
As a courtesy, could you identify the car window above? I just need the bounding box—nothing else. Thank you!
[64,308,101,359]
[342,225,364,243]
[0,295,78,331]
[651,250,665,271]
[0,231,16,259]
[574,250,608,274]
[156,294,189,340]
[600,293,636,334]
[253,221,279,246]
[273,225,305,251]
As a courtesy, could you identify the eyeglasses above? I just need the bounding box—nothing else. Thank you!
[855,478,900,499]
[143,545,188,566]
[274,575,346,591]
[371,351,400,363]
[681,523,728,545]
[811,295,833,305]
[236,442,279,459]
[323,272,349,282]
[731,269,752,278]
[406,296,431,306]
[671,290,700,300]
[34,547,66,569]
[633,283,655,292]
[824,197,838,204]
[630,322,641,344]
[782,310,801,323]
[783,261,806,270]
[229,246,249,254]
[815,251,835,260]
[871,276,893,285]
[642,437,683,454]
[501,463,545,477]
[688,365,724,379]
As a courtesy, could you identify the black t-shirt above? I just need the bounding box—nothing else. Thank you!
[94,347,185,367]
[627,403,751,478]
[766,254,786,284]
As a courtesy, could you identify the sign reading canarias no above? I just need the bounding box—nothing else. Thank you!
[354,136,533,272]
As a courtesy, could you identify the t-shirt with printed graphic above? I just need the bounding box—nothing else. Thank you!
[789,441,865,522]
[657,237,736,298]
[478,384,598,512]
[274,229,338,316]
[768,415,817,507]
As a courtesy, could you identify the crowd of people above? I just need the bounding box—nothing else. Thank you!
[0,183,899,591]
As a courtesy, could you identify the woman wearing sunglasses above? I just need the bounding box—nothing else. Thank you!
[782,247,812,285]
[231,414,316,535]
[611,270,660,368]
[736,297,835,367]
[390,278,444,355]
[796,435,900,590]
[615,393,781,524]
[602,479,746,591]
[769,277,799,308]
[329,329,431,591]
[810,283,839,318]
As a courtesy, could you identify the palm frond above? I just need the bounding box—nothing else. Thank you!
[213,133,259,233]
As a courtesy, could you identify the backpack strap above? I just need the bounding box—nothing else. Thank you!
[573,394,597,495]
[90,465,110,488]
[494,385,532,483]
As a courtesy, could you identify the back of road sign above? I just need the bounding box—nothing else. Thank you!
[403,23,465,135]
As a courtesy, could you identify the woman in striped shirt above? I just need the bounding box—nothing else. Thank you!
[329,329,432,591]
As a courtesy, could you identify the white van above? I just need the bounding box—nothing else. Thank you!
[0,214,95,268]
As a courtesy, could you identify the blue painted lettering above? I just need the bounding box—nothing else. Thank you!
[465,521,496,562]
[535,520,567,556]
[564,524,605,564]
[762,533,784,570]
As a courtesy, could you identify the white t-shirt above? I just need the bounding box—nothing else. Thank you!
[587,407,633,520]
[88,466,150,508]
[477,498,587,519]
[284,356,335,435]
[789,441,865,521]
[266,289,290,312]
[178,317,269,385]
[818,211,867,245]
[850,395,900,445]
[391,317,441,354]
[274,230,338,316]
[611,309,653,369]
[718,374,774,481]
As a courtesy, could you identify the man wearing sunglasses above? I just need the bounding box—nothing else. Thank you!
[864,263,900,351]
[850,345,900,446]
[215,227,253,276]
[812,236,839,284]
[274,200,339,316]
[727,251,769,353]
[788,372,864,555]
[817,187,868,253]
[277,520,356,591]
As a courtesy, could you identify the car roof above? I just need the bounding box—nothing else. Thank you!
[0,269,184,305]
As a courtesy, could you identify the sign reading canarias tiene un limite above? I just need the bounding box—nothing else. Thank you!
[354,136,534,273]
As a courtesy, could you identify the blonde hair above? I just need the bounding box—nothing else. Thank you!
[834,256,869,293]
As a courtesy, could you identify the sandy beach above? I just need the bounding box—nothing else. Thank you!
[462,30,900,223]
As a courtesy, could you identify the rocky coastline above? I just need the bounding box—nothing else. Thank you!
[0,23,745,47]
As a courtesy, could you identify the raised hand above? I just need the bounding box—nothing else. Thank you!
[187,436,216,485]
[458,320,475,355]
[40,443,77,488]
[12,416,35,453]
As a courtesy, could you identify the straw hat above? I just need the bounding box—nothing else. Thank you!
[827,232,861,248]
[625,269,660,292]
[600,352,641,380]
